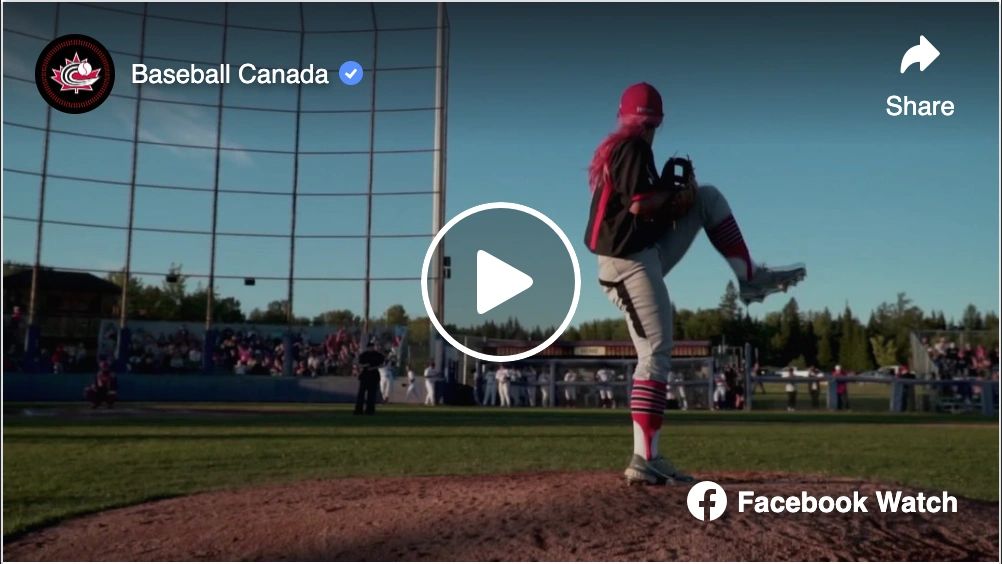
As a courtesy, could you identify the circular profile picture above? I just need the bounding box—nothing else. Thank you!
[35,34,115,114]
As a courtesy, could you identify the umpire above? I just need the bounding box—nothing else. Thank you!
[354,340,385,415]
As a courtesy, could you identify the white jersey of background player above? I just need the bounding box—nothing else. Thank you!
[596,368,615,408]
[496,366,512,407]
[423,363,440,406]
[563,370,578,407]
[404,367,420,402]
[712,370,727,410]
[378,364,396,403]
[666,371,688,411]
[538,371,551,407]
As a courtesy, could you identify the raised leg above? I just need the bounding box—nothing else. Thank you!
[656,184,747,278]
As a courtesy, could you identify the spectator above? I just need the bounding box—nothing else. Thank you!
[898,364,917,411]
[8,305,23,355]
[783,367,797,412]
[51,345,66,374]
[807,366,822,408]
[834,364,849,410]
[188,346,202,369]
[84,360,117,409]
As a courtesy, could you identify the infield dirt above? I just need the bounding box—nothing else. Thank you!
[4,471,998,561]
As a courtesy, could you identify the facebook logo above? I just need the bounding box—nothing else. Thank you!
[686,481,727,521]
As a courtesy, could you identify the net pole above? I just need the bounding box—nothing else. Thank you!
[115,2,149,369]
[362,2,380,339]
[283,2,307,376]
[27,4,60,333]
[205,4,229,332]
[430,2,447,322]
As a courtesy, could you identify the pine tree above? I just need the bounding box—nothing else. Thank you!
[837,314,875,373]
[672,303,685,339]
[814,308,835,369]
[985,312,999,343]
[718,281,741,321]
[962,304,984,331]
[856,328,875,371]
[803,321,818,366]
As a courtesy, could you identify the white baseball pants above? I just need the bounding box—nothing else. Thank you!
[597,185,734,384]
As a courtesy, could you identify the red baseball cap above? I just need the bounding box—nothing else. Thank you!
[618,82,664,125]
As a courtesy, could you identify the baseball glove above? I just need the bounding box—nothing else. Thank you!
[660,156,697,220]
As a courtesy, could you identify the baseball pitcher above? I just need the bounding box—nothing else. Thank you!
[584,82,806,485]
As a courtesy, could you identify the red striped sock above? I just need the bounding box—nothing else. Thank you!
[707,214,753,281]
[631,380,667,460]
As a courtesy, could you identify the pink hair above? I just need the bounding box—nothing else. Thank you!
[588,114,659,192]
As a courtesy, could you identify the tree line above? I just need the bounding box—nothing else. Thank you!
[448,282,999,372]
[4,262,997,372]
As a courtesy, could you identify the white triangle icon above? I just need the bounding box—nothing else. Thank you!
[476,250,534,315]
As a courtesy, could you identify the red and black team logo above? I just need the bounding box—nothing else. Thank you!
[35,34,115,114]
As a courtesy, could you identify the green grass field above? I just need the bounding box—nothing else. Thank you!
[3,403,998,539]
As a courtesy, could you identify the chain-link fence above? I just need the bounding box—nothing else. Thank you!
[3,2,449,379]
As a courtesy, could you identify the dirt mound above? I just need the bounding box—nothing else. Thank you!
[5,472,997,561]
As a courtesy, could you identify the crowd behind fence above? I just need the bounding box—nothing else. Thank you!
[4,317,408,377]
[5,323,997,415]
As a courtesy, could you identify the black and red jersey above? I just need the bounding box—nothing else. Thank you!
[584,137,663,257]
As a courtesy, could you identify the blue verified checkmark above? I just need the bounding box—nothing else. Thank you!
[338,61,363,86]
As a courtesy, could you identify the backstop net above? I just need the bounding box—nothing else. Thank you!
[3,2,448,377]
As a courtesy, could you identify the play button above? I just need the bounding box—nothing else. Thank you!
[476,251,533,314]
[421,202,581,363]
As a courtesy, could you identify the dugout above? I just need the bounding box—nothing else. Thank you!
[464,339,717,408]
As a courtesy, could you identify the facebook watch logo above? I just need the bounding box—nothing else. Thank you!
[687,481,727,521]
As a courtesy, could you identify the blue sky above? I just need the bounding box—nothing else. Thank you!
[2,2,999,325]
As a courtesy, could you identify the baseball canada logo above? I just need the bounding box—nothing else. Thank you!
[35,34,115,114]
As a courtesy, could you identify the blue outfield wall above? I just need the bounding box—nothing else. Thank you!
[3,373,356,403]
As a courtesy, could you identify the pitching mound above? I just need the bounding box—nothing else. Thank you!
[5,472,997,561]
